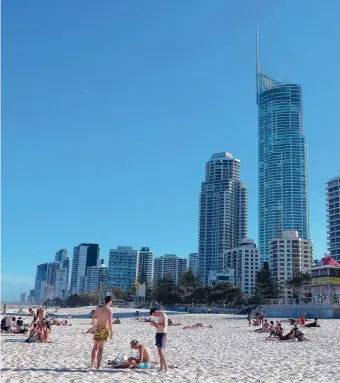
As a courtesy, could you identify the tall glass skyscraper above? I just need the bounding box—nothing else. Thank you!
[198,152,248,284]
[257,30,310,264]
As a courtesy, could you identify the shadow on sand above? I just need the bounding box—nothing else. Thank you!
[0,367,130,374]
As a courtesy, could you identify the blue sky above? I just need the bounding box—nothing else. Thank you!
[2,0,340,301]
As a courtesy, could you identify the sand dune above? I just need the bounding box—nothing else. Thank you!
[1,308,340,382]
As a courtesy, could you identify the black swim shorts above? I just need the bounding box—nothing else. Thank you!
[155,333,167,348]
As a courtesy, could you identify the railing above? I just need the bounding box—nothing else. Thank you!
[265,296,340,305]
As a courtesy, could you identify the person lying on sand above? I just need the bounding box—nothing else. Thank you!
[254,319,271,333]
[183,323,213,329]
[278,329,295,341]
[304,318,320,328]
[114,340,151,369]
[168,318,180,326]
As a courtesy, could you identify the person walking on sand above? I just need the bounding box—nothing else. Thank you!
[91,295,113,370]
[150,307,168,372]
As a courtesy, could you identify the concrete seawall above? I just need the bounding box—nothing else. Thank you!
[262,303,340,319]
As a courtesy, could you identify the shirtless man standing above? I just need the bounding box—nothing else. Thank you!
[150,307,168,372]
[91,295,113,370]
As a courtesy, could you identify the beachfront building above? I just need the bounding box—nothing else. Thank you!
[138,247,154,286]
[257,30,310,265]
[310,255,340,303]
[34,263,48,303]
[270,230,313,300]
[153,254,187,285]
[208,269,235,287]
[223,239,260,296]
[198,152,248,285]
[70,243,100,295]
[108,246,139,292]
[85,264,108,292]
[326,176,340,262]
[188,253,199,276]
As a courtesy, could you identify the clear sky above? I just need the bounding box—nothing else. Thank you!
[2,0,340,301]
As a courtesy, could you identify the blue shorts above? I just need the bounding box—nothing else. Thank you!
[138,362,151,369]
[155,333,167,348]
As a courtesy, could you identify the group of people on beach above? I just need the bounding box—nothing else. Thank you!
[90,296,168,372]
[1,306,72,344]
[249,311,320,342]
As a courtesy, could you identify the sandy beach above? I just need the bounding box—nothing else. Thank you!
[1,307,340,383]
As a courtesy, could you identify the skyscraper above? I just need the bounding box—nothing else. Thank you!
[326,176,340,261]
[188,253,199,275]
[138,247,154,286]
[85,264,108,292]
[108,246,139,291]
[54,249,70,299]
[34,263,48,303]
[198,152,248,284]
[153,254,188,285]
[257,29,310,264]
[55,249,68,263]
[70,243,99,294]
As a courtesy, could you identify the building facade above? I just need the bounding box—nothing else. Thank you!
[153,254,187,285]
[188,253,199,275]
[198,152,248,284]
[47,262,60,290]
[270,230,313,299]
[70,243,100,294]
[208,269,235,287]
[326,176,340,262]
[223,239,260,296]
[108,246,139,291]
[85,264,108,292]
[55,249,68,263]
[138,247,154,286]
[34,263,48,303]
[257,35,310,264]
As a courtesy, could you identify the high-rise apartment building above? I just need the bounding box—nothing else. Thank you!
[153,254,187,285]
[326,176,340,262]
[270,230,313,300]
[188,253,199,275]
[70,243,99,294]
[198,152,248,284]
[34,263,48,303]
[257,30,310,264]
[138,247,154,286]
[108,246,139,291]
[55,249,68,263]
[53,249,70,299]
[223,239,260,296]
[47,262,60,291]
[85,264,108,292]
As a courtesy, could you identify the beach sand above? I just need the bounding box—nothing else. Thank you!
[1,307,340,382]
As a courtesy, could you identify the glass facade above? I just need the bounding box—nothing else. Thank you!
[257,74,310,264]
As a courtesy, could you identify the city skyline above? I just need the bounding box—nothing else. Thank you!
[3,2,340,301]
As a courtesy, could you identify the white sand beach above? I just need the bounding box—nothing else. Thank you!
[1,307,340,383]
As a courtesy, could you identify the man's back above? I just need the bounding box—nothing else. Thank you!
[94,305,112,326]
